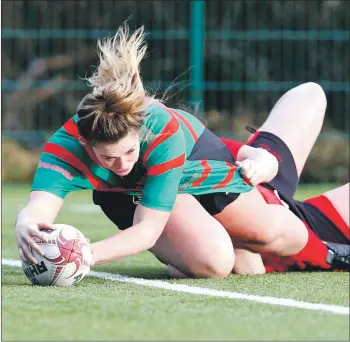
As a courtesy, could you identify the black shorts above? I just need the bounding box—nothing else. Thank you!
[247,129,349,244]
[292,195,349,244]
[93,191,136,230]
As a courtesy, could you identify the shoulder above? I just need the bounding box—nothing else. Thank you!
[142,101,180,134]
[144,101,173,121]
[47,114,81,146]
[43,114,89,164]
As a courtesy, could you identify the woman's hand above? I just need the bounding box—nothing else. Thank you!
[235,159,267,186]
[15,191,63,264]
[236,147,279,186]
[15,222,55,264]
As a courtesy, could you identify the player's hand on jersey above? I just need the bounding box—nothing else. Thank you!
[236,150,278,186]
[15,222,55,264]
[235,159,266,186]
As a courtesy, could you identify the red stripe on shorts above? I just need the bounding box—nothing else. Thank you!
[305,195,349,240]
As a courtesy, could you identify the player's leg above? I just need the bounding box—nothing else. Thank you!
[222,82,326,195]
[257,82,327,176]
[93,191,235,278]
[303,184,350,270]
[149,193,235,278]
[239,82,326,200]
[214,187,309,256]
[323,183,350,227]
[261,184,350,272]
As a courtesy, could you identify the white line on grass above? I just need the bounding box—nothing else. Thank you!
[2,258,349,315]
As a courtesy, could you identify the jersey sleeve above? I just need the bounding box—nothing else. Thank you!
[140,106,186,212]
[31,151,88,198]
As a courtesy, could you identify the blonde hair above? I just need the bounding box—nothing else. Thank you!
[77,24,150,145]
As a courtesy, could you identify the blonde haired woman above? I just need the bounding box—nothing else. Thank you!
[15,24,349,278]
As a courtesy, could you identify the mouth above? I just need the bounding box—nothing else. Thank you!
[115,169,131,176]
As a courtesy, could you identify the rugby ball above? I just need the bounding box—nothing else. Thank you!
[21,224,93,286]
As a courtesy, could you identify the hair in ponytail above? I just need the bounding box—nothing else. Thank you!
[77,24,151,145]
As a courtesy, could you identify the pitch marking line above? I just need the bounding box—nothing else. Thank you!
[2,258,349,315]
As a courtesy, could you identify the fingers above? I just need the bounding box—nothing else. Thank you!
[30,229,49,244]
[16,223,52,265]
[237,160,254,179]
[249,173,263,186]
[38,223,56,231]
[243,167,255,180]
[22,234,44,256]
[236,159,264,186]
[28,224,52,243]
[18,247,31,264]
[20,241,38,264]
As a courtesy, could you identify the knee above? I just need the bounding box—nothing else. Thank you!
[170,252,234,280]
[196,242,235,279]
[298,82,327,109]
[204,252,235,279]
[244,226,280,247]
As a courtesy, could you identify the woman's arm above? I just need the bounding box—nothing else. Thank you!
[15,191,63,263]
[91,204,170,265]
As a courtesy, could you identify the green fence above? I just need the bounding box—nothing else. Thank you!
[2,0,349,135]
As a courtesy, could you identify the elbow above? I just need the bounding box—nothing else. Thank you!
[146,237,158,250]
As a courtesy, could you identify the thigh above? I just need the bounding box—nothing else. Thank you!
[323,183,349,227]
[214,187,308,256]
[293,183,350,244]
[258,82,327,176]
[288,184,349,244]
[150,194,235,278]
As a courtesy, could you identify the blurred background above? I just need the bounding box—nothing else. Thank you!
[2,0,349,185]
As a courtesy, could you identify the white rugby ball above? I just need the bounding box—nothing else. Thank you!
[21,224,93,286]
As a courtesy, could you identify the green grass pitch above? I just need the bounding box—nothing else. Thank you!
[2,184,349,341]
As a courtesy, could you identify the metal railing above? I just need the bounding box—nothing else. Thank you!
[2,0,349,133]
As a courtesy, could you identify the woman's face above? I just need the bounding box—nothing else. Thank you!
[92,129,140,177]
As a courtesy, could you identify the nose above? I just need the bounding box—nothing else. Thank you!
[114,157,127,170]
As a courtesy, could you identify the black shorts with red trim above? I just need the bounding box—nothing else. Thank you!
[293,195,349,244]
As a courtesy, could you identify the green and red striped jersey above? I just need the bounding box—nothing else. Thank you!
[32,102,253,211]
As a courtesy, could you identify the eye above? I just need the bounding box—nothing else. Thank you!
[126,148,135,155]
[103,156,114,161]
